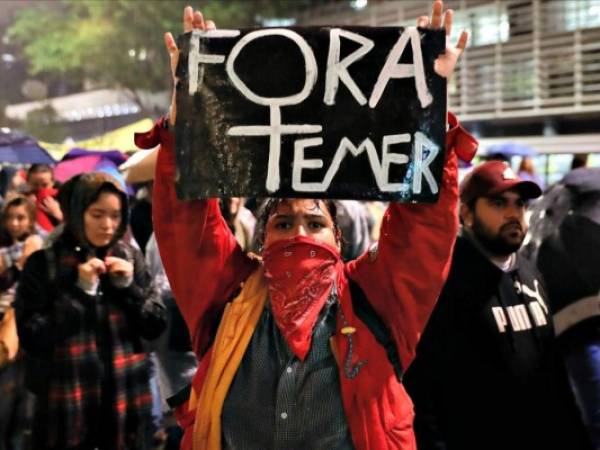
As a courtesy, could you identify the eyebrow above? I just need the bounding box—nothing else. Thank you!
[270,213,328,220]
[88,207,120,213]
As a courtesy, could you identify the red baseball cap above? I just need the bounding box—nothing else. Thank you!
[459,161,542,204]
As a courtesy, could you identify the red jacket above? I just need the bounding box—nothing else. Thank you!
[137,113,477,450]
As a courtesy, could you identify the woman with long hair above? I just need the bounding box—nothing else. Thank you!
[15,173,166,450]
[0,195,43,450]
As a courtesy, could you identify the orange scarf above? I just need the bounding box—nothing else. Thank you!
[192,269,269,450]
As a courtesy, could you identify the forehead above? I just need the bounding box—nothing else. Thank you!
[87,192,122,209]
[30,171,52,180]
[6,204,27,215]
[271,199,330,217]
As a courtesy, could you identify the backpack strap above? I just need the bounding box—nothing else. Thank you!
[348,277,403,382]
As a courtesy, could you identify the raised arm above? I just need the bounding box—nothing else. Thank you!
[140,121,256,358]
[139,8,257,358]
[347,112,476,371]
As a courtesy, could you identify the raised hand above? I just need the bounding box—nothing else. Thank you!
[164,6,216,127]
[417,0,468,79]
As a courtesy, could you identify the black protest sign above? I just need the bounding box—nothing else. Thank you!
[174,26,446,201]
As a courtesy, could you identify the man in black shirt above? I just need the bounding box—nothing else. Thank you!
[404,161,590,450]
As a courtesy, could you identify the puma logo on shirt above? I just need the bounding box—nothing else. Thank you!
[491,280,549,333]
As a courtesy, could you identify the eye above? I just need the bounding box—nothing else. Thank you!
[516,199,527,208]
[273,220,291,230]
[490,198,506,208]
[309,220,326,230]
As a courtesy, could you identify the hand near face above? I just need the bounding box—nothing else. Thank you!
[40,196,63,222]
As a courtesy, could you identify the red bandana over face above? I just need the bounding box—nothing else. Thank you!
[263,236,343,361]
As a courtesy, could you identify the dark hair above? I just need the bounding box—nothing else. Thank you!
[571,153,588,170]
[58,172,128,249]
[459,198,477,226]
[253,198,339,250]
[26,164,53,180]
[0,195,37,245]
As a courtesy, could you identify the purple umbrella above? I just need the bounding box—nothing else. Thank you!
[0,128,55,165]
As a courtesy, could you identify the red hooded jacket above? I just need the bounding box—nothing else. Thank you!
[137,112,477,450]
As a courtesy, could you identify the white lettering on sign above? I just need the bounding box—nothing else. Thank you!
[369,27,432,109]
[292,132,439,194]
[188,29,241,96]
[224,29,321,193]
[324,29,374,106]
[187,26,440,196]
[413,132,439,194]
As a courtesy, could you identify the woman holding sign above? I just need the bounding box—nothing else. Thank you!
[139,1,476,449]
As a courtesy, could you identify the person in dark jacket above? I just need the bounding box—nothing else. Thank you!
[14,172,166,450]
[536,167,600,447]
[0,195,43,450]
[404,160,591,450]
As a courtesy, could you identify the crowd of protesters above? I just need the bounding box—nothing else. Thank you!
[0,1,598,450]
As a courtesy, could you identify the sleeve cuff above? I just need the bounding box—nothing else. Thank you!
[76,277,99,296]
[109,274,134,289]
[446,111,478,163]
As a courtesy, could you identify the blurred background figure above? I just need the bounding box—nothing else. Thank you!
[220,198,256,252]
[25,164,62,232]
[518,156,545,190]
[572,154,589,171]
[130,182,154,255]
[0,167,26,208]
[145,233,197,450]
[526,167,600,448]
[334,200,375,261]
[0,195,43,450]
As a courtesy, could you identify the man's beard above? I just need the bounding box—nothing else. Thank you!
[471,216,525,257]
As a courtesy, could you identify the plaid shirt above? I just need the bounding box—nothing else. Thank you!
[222,296,354,450]
[0,242,24,270]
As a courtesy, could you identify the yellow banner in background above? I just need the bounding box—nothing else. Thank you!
[41,118,154,160]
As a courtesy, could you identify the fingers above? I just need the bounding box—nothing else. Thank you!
[443,9,453,37]
[164,32,177,55]
[431,0,443,29]
[193,11,204,29]
[183,6,193,33]
[455,30,469,52]
[164,32,179,81]
[184,7,211,33]
[104,257,133,276]
[104,256,123,267]
[104,256,130,268]
[88,258,107,274]
[417,15,429,28]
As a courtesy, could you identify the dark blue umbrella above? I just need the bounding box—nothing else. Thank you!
[0,128,55,165]
[486,142,537,158]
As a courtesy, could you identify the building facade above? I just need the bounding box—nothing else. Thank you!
[293,0,600,182]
